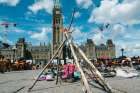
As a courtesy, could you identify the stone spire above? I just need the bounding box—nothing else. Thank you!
[54,0,61,8]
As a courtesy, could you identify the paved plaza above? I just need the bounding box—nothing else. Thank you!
[0,70,140,93]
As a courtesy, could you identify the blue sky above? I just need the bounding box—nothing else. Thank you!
[0,0,140,57]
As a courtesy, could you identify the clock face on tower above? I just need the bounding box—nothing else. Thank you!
[56,10,60,14]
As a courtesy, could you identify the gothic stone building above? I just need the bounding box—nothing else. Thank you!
[27,43,51,65]
[0,38,51,66]
[95,39,116,59]
[0,47,14,61]
[0,38,26,62]
[85,39,96,60]
[85,39,116,60]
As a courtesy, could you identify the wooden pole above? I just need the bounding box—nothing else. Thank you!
[73,43,113,93]
[56,57,59,85]
[69,41,92,93]
[56,46,63,85]
[28,40,66,92]
[64,31,92,93]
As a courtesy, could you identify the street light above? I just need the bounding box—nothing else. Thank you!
[121,48,124,58]
[12,45,17,63]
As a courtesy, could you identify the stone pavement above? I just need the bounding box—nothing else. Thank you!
[0,70,140,93]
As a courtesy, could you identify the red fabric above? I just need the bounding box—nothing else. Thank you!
[62,64,75,79]
[68,64,75,74]
[63,64,68,79]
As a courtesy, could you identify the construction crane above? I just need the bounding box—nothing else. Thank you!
[0,22,17,44]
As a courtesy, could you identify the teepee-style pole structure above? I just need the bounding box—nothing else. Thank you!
[28,8,114,93]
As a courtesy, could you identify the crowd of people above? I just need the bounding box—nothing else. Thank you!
[1,54,140,79]
[91,56,140,72]
[0,55,35,73]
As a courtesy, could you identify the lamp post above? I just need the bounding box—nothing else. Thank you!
[12,45,17,63]
[121,48,124,58]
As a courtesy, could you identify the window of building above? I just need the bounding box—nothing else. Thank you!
[56,18,60,24]
[57,27,59,31]
[45,49,48,51]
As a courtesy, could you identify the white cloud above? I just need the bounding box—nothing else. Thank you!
[30,27,51,41]
[92,32,105,45]
[88,0,140,57]
[71,26,93,44]
[13,29,25,33]
[0,0,20,6]
[110,24,125,39]
[115,40,140,57]
[71,25,140,57]
[28,0,54,14]
[88,0,140,25]
[74,12,81,18]
[71,26,105,45]
[112,28,140,57]
[72,27,85,41]
[0,36,13,44]
[76,0,93,9]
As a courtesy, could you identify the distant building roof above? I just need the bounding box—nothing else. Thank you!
[27,45,50,52]
[86,39,95,46]
[0,41,11,49]
[106,39,113,45]
[17,38,25,43]
[96,44,108,50]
